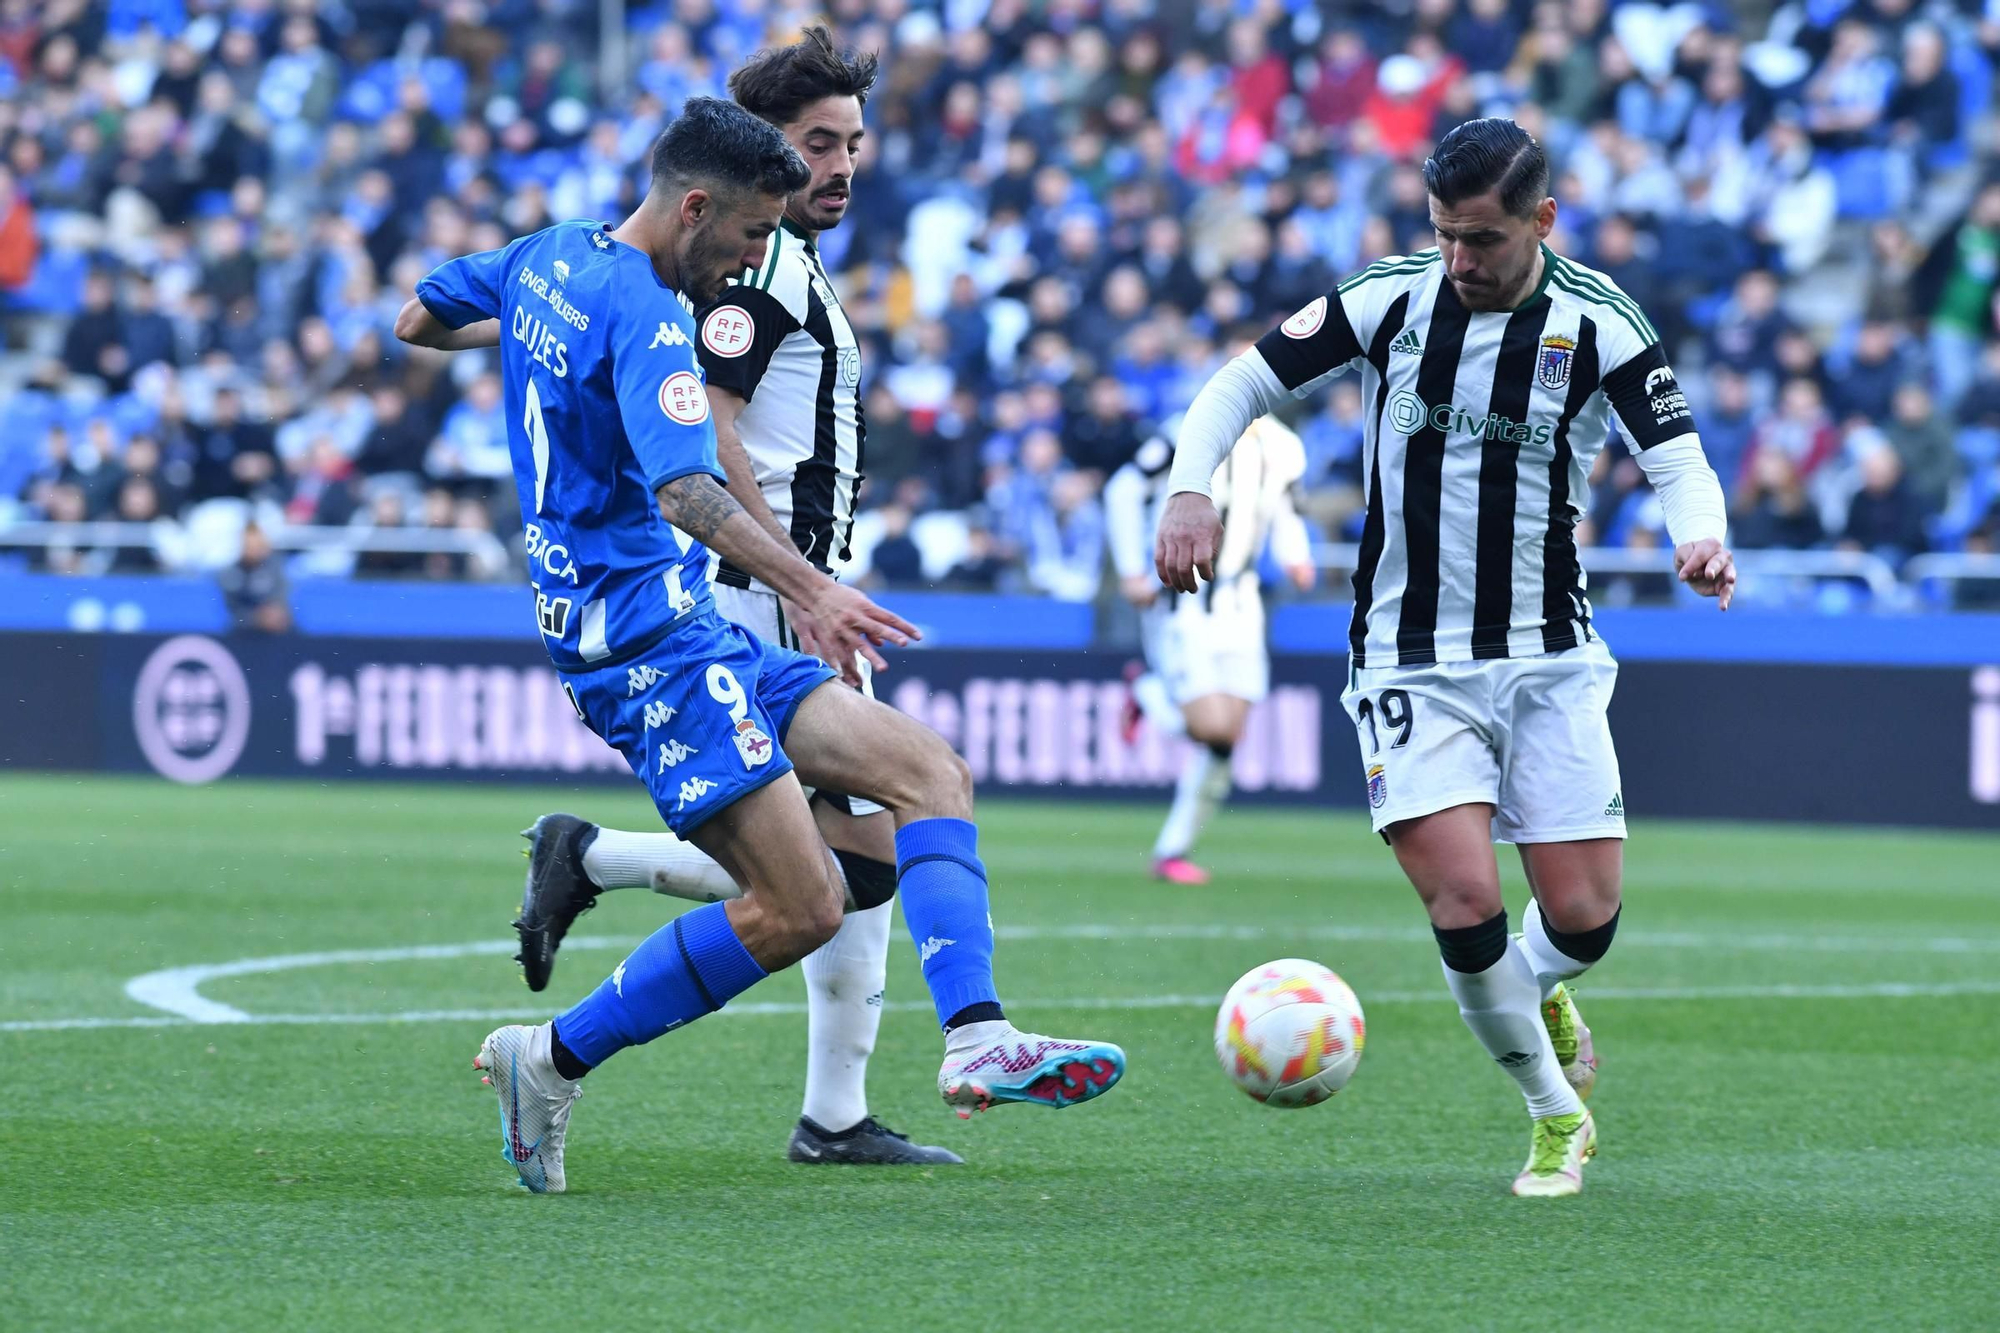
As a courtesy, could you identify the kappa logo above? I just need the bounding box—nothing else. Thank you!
[918,936,957,964]
[676,776,716,810]
[612,959,627,996]
[657,739,699,773]
[650,321,691,350]
[643,701,677,729]
[1389,327,1423,356]
[627,664,664,696]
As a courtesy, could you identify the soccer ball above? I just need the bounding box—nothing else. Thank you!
[1213,959,1366,1107]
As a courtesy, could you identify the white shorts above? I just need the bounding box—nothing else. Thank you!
[710,582,884,818]
[1339,638,1627,844]
[1145,600,1270,705]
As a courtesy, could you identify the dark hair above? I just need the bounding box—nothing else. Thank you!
[1422,118,1549,219]
[650,96,809,199]
[728,24,880,127]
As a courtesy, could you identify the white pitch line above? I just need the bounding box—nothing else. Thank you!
[11,978,2000,1035]
[113,924,2000,1025]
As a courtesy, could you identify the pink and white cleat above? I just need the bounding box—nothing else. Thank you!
[938,1022,1126,1119]
[473,1023,582,1193]
[1153,856,1210,886]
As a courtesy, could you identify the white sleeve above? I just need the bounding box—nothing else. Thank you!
[1104,462,1153,580]
[1165,350,1289,498]
[1632,436,1728,547]
[1269,489,1312,568]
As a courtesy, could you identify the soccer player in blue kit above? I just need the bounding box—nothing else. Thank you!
[395,98,1124,1193]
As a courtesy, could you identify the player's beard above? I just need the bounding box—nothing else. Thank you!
[681,229,736,305]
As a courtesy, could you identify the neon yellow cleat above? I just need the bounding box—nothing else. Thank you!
[1511,1109,1597,1197]
[1542,983,1597,1101]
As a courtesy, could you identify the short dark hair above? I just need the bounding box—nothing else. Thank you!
[1422,118,1549,219]
[728,24,880,127]
[650,96,809,199]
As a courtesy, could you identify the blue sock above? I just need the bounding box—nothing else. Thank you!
[552,901,766,1068]
[896,817,1002,1029]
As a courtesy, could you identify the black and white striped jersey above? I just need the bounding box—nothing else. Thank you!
[697,219,862,592]
[1256,245,1699,667]
[1108,418,1308,619]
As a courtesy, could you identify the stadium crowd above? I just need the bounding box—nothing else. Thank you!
[3,0,2000,603]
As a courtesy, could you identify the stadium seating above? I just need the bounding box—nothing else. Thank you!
[1,0,1998,608]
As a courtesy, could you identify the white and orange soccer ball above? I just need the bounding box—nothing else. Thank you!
[1213,959,1367,1107]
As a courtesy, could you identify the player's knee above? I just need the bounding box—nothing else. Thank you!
[1538,881,1622,935]
[897,738,972,817]
[801,890,845,946]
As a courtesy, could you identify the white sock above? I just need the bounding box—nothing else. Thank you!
[1133,673,1186,737]
[1441,937,1582,1119]
[1152,746,1232,859]
[582,827,741,902]
[799,899,893,1132]
[1520,899,1592,1001]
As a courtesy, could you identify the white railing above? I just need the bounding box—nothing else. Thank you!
[1905,553,2000,605]
[1309,543,1905,602]
[0,521,511,572]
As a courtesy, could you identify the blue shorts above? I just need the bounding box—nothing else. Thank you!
[561,606,838,836]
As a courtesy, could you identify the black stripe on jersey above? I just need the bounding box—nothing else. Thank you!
[1393,283,1473,666]
[1541,317,1602,654]
[1347,291,1410,667]
[1257,288,1365,392]
[789,273,842,567]
[1470,302,1554,659]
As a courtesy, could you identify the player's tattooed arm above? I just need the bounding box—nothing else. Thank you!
[655,472,746,545]
[655,474,920,674]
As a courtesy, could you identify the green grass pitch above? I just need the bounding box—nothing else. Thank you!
[2,774,1996,1331]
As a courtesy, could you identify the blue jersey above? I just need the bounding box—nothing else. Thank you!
[416,220,723,670]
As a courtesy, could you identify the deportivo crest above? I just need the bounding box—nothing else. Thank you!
[1537,334,1576,390]
[733,718,773,768]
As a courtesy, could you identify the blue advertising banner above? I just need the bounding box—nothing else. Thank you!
[0,632,1994,828]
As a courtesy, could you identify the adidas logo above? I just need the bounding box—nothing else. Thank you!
[1496,1050,1537,1068]
[1390,327,1423,356]
[918,936,957,965]
[1604,793,1625,818]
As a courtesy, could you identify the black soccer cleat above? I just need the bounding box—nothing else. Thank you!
[514,813,602,993]
[786,1116,965,1166]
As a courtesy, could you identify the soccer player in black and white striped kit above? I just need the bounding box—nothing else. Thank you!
[1157,120,1735,1196]
[512,30,959,1167]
